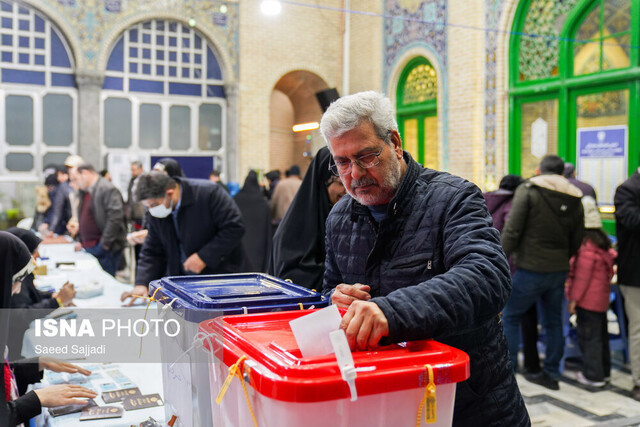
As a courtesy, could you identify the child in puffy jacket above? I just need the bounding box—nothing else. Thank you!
[566,196,617,388]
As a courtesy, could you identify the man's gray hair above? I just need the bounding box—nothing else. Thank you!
[320,91,398,147]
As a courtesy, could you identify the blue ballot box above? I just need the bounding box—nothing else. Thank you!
[148,273,328,427]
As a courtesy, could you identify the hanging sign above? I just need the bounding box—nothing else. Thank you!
[576,125,627,205]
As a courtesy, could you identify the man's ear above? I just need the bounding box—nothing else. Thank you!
[390,130,403,158]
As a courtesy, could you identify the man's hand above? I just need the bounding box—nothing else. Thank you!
[39,357,91,376]
[183,253,206,274]
[120,285,149,306]
[52,282,75,306]
[66,220,79,238]
[331,283,371,309]
[568,300,577,315]
[340,300,389,351]
[38,223,53,238]
[34,384,97,407]
[127,230,148,246]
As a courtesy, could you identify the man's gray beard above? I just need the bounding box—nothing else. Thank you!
[349,155,402,206]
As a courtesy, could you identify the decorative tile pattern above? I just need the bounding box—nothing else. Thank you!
[483,0,505,191]
[383,0,447,87]
[31,0,238,75]
[518,0,577,82]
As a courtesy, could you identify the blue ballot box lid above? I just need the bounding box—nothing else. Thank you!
[148,273,328,322]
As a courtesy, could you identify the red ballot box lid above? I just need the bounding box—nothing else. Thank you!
[199,309,470,403]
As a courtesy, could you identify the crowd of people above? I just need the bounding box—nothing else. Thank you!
[2,90,640,425]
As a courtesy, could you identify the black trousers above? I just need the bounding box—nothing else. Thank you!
[577,307,611,382]
[521,304,541,373]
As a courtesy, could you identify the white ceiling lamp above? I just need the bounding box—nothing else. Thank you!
[261,0,282,15]
[292,122,319,132]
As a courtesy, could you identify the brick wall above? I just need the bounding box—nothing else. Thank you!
[447,0,486,185]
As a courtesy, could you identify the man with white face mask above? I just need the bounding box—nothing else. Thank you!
[120,171,245,304]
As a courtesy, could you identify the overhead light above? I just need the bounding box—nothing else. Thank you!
[188,18,196,27]
[219,4,228,13]
[292,122,319,132]
[260,0,282,15]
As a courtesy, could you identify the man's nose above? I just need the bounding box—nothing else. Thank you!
[350,162,367,180]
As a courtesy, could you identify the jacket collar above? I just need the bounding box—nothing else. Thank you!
[350,150,419,220]
[173,177,195,209]
[529,174,583,198]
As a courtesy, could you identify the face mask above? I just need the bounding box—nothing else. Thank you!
[148,195,173,218]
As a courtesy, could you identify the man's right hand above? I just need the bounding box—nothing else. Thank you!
[331,283,371,309]
[120,285,149,306]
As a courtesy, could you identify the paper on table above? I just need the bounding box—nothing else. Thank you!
[289,305,342,358]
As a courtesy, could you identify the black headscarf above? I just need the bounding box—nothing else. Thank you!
[269,147,333,290]
[6,228,40,255]
[233,171,272,272]
[0,232,32,421]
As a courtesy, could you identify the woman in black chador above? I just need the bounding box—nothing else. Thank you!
[269,147,346,290]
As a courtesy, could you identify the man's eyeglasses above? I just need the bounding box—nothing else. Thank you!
[328,145,385,176]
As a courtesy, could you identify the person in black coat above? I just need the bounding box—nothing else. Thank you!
[121,172,245,303]
[320,91,529,425]
[6,228,75,362]
[234,170,271,272]
[0,232,95,426]
[269,147,346,290]
[614,164,640,401]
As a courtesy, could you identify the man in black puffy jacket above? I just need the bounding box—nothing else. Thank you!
[320,91,529,426]
[615,163,640,400]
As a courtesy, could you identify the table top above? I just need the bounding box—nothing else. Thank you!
[28,243,167,426]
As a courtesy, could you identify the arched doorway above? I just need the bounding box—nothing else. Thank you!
[396,56,439,170]
[270,70,329,175]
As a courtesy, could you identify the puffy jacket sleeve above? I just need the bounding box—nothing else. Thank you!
[615,182,640,231]
[195,186,245,271]
[501,184,529,256]
[373,182,512,342]
[565,246,595,303]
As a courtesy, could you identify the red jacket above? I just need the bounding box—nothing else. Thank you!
[565,240,617,312]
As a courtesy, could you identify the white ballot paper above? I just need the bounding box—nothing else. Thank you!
[289,304,342,358]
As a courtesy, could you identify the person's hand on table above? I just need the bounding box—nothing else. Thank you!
[340,300,389,351]
[73,242,82,252]
[331,283,371,309]
[66,220,79,238]
[120,285,149,306]
[34,384,97,407]
[38,223,53,238]
[52,281,75,306]
[183,253,206,274]
[39,357,91,376]
[127,229,148,245]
